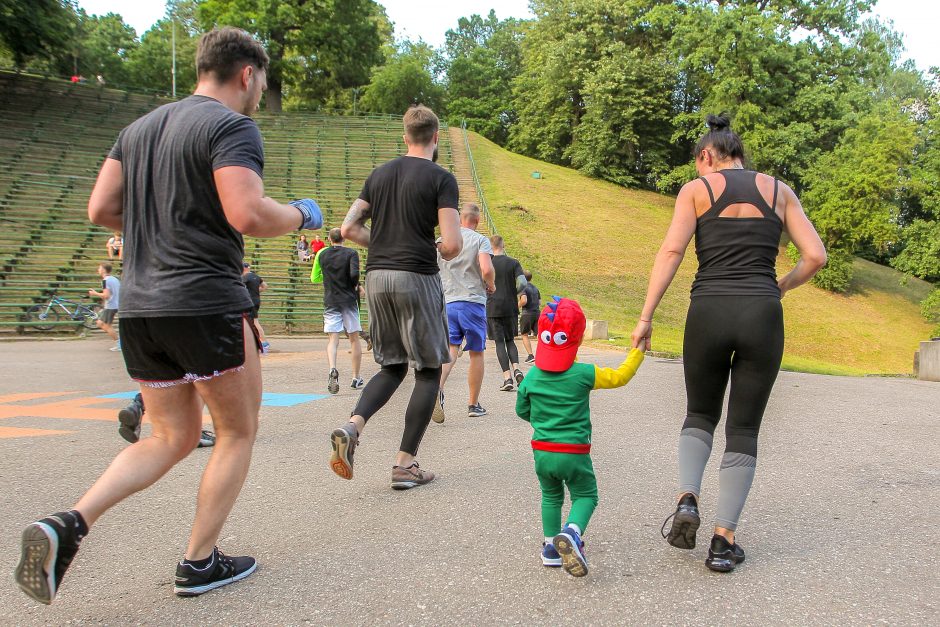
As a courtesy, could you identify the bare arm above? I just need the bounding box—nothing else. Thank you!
[88,158,124,231]
[88,287,111,300]
[777,184,827,297]
[341,199,372,248]
[630,182,698,351]
[478,252,495,293]
[214,166,305,237]
[437,207,462,261]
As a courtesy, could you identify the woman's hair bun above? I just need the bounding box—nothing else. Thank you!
[706,113,731,132]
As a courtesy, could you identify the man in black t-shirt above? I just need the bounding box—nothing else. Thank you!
[242,261,268,351]
[318,228,365,392]
[487,235,528,391]
[330,105,462,490]
[518,270,541,363]
[15,28,324,605]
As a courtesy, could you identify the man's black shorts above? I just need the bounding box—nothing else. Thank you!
[519,311,538,335]
[99,308,117,325]
[487,315,518,341]
[120,311,260,386]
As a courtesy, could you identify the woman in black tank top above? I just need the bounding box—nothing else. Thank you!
[631,114,827,572]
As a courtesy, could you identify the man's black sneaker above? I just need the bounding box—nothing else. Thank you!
[118,393,144,443]
[524,354,535,364]
[351,377,365,389]
[705,534,745,573]
[174,547,257,596]
[197,430,216,448]
[327,368,340,394]
[661,493,701,549]
[468,403,487,417]
[499,378,514,392]
[15,511,86,604]
[514,368,525,385]
[431,390,445,424]
[329,421,358,480]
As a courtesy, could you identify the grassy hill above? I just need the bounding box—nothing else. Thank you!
[468,132,933,376]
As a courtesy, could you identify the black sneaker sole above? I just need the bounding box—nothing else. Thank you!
[667,510,700,550]
[329,428,354,480]
[499,383,514,392]
[327,374,340,395]
[553,533,588,577]
[514,371,524,385]
[117,408,141,444]
[468,408,487,417]
[391,476,434,490]
[705,552,743,573]
[174,560,258,596]
[15,522,58,604]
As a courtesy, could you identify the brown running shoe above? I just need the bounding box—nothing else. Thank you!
[391,462,435,490]
[329,422,358,480]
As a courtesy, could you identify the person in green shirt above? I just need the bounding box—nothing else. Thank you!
[516,296,644,577]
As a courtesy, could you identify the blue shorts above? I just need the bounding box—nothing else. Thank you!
[446,301,487,352]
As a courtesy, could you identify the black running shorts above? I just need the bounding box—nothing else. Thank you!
[519,311,538,336]
[120,311,260,386]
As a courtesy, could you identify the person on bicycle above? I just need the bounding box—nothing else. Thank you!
[88,262,120,351]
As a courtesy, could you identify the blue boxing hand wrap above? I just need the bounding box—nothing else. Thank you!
[289,198,323,230]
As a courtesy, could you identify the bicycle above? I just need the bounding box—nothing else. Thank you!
[24,293,101,331]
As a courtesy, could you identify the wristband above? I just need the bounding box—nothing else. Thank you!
[289,198,323,230]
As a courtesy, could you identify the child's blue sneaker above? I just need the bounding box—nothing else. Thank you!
[553,525,588,577]
[541,542,562,567]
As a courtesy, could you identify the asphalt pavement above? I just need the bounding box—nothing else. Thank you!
[0,336,937,626]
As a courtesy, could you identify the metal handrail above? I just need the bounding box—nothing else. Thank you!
[460,121,497,235]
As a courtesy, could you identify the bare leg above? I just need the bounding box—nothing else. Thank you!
[467,351,484,405]
[253,319,266,344]
[184,319,262,560]
[438,344,459,390]
[97,320,118,341]
[349,331,362,379]
[326,332,340,371]
[74,385,203,526]
[521,333,534,357]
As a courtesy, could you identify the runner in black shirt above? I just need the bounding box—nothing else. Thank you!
[15,28,324,604]
[519,270,541,363]
[317,228,365,392]
[242,261,268,351]
[487,235,527,391]
[330,105,462,490]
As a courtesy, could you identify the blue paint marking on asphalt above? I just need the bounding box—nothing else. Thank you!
[98,392,328,406]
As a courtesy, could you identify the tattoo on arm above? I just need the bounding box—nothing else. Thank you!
[343,199,372,228]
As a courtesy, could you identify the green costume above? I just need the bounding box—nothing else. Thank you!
[516,348,644,536]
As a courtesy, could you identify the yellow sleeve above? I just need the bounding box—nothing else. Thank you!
[592,348,645,390]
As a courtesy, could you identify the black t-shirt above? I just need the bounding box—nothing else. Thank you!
[487,254,525,318]
[522,282,541,314]
[319,245,360,309]
[108,95,262,316]
[242,272,263,308]
[359,156,459,275]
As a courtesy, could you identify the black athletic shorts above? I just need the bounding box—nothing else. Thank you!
[99,308,117,325]
[519,311,538,335]
[487,315,518,341]
[120,311,260,386]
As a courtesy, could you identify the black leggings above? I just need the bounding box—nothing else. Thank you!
[351,363,442,456]
[682,295,784,457]
[488,316,519,373]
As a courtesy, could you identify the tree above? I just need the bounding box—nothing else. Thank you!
[0,0,74,68]
[197,0,388,112]
[74,12,137,84]
[127,0,199,95]
[359,40,443,115]
[443,11,525,145]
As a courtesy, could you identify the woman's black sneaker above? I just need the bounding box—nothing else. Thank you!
[174,547,257,596]
[118,393,144,443]
[705,534,745,573]
[15,511,86,604]
[499,378,514,391]
[661,493,701,549]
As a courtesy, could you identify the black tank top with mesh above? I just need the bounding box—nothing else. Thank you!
[690,169,782,298]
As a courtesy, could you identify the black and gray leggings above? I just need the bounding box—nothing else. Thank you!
[678,295,784,530]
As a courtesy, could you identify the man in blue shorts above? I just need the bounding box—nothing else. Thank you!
[435,203,495,419]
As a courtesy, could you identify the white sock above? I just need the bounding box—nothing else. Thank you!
[567,523,582,536]
[544,536,554,544]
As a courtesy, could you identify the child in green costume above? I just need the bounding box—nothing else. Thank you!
[516,296,644,577]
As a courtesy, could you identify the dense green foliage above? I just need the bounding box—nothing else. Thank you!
[359,40,443,115]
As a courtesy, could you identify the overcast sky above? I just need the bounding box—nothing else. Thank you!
[76,0,939,72]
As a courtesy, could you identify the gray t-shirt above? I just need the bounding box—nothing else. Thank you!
[438,227,493,305]
[102,275,120,309]
[108,95,262,317]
